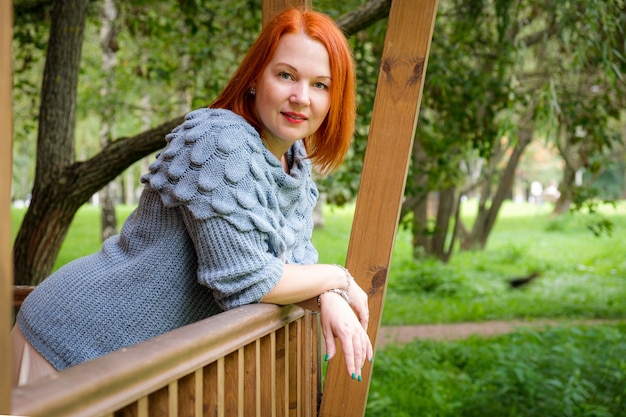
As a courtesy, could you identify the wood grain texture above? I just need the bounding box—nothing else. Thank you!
[319,0,439,415]
[0,1,13,413]
[262,0,312,26]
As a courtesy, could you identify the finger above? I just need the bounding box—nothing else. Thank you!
[356,331,368,371]
[321,322,336,362]
[351,332,365,380]
[366,335,374,363]
[341,337,357,379]
[359,308,369,331]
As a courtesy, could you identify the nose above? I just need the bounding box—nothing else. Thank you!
[290,82,310,106]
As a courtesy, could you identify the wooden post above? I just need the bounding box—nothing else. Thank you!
[319,0,439,416]
[0,0,14,413]
[262,0,312,26]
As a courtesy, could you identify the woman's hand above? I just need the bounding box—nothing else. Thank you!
[346,279,370,331]
[319,291,373,381]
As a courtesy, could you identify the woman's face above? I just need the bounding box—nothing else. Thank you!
[253,32,331,159]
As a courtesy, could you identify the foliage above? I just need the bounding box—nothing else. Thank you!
[10,0,626,282]
[367,324,626,417]
[384,200,626,324]
[402,0,626,259]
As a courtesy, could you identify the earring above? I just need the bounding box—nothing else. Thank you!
[249,88,256,96]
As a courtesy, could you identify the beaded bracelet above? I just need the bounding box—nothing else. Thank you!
[317,288,351,308]
[334,264,353,292]
[317,265,354,308]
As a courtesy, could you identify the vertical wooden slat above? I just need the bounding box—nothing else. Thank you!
[243,342,257,417]
[311,313,322,416]
[217,358,225,417]
[137,396,148,417]
[169,381,178,417]
[224,352,238,416]
[149,385,170,416]
[178,373,195,417]
[302,312,319,417]
[259,332,274,416]
[237,348,244,417]
[204,361,219,417]
[288,321,299,416]
[0,1,13,414]
[275,326,287,417]
[320,0,439,416]
[262,0,312,26]
[255,340,261,417]
[301,315,311,417]
[195,369,202,417]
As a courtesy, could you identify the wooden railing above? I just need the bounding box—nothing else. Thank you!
[11,304,321,417]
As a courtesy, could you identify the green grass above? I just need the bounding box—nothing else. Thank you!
[367,323,626,417]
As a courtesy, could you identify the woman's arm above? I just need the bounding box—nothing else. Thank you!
[260,263,348,305]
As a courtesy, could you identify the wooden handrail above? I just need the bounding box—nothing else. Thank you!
[12,303,320,417]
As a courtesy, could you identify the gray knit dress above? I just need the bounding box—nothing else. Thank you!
[17,108,319,371]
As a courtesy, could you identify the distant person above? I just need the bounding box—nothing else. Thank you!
[530,180,543,205]
[13,8,372,387]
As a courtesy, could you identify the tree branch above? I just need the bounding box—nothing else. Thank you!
[336,0,391,37]
[68,115,185,203]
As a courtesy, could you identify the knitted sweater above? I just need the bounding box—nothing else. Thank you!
[17,108,319,371]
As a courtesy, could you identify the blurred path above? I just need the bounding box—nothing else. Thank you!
[377,319,624,348]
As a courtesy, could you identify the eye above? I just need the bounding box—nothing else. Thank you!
[279,71,293,80]
[313,81,328,90]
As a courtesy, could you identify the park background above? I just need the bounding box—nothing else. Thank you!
[10,0,626,415]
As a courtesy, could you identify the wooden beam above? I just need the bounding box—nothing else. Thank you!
[0,0,14,413]
[262,0,312,26]
[319,0,439,415]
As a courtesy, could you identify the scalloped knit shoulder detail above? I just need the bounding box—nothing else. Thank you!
[141,108,317,242]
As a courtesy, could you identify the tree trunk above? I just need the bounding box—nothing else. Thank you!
[552,162,577,215]
[431,186,455,260]
[405,138,430,257]
[99,0,119,241]
[13,0,89,285]
[410,195,429,258]
[461,124,533,250]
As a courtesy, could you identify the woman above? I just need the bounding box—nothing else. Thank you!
[13,7,372,387]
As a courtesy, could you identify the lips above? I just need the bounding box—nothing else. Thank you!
[282,112,307,123]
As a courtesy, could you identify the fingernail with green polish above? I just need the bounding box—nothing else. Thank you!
[324,354,329,361]
[351,373,356,380]
[358,375,362,382]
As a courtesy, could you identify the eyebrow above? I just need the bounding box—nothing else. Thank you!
[275,62,331,80]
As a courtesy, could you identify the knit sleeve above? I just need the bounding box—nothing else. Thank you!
[142,108,286,227]
[180,212,284,310]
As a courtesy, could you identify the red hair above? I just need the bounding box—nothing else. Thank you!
[210,8,356,174]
